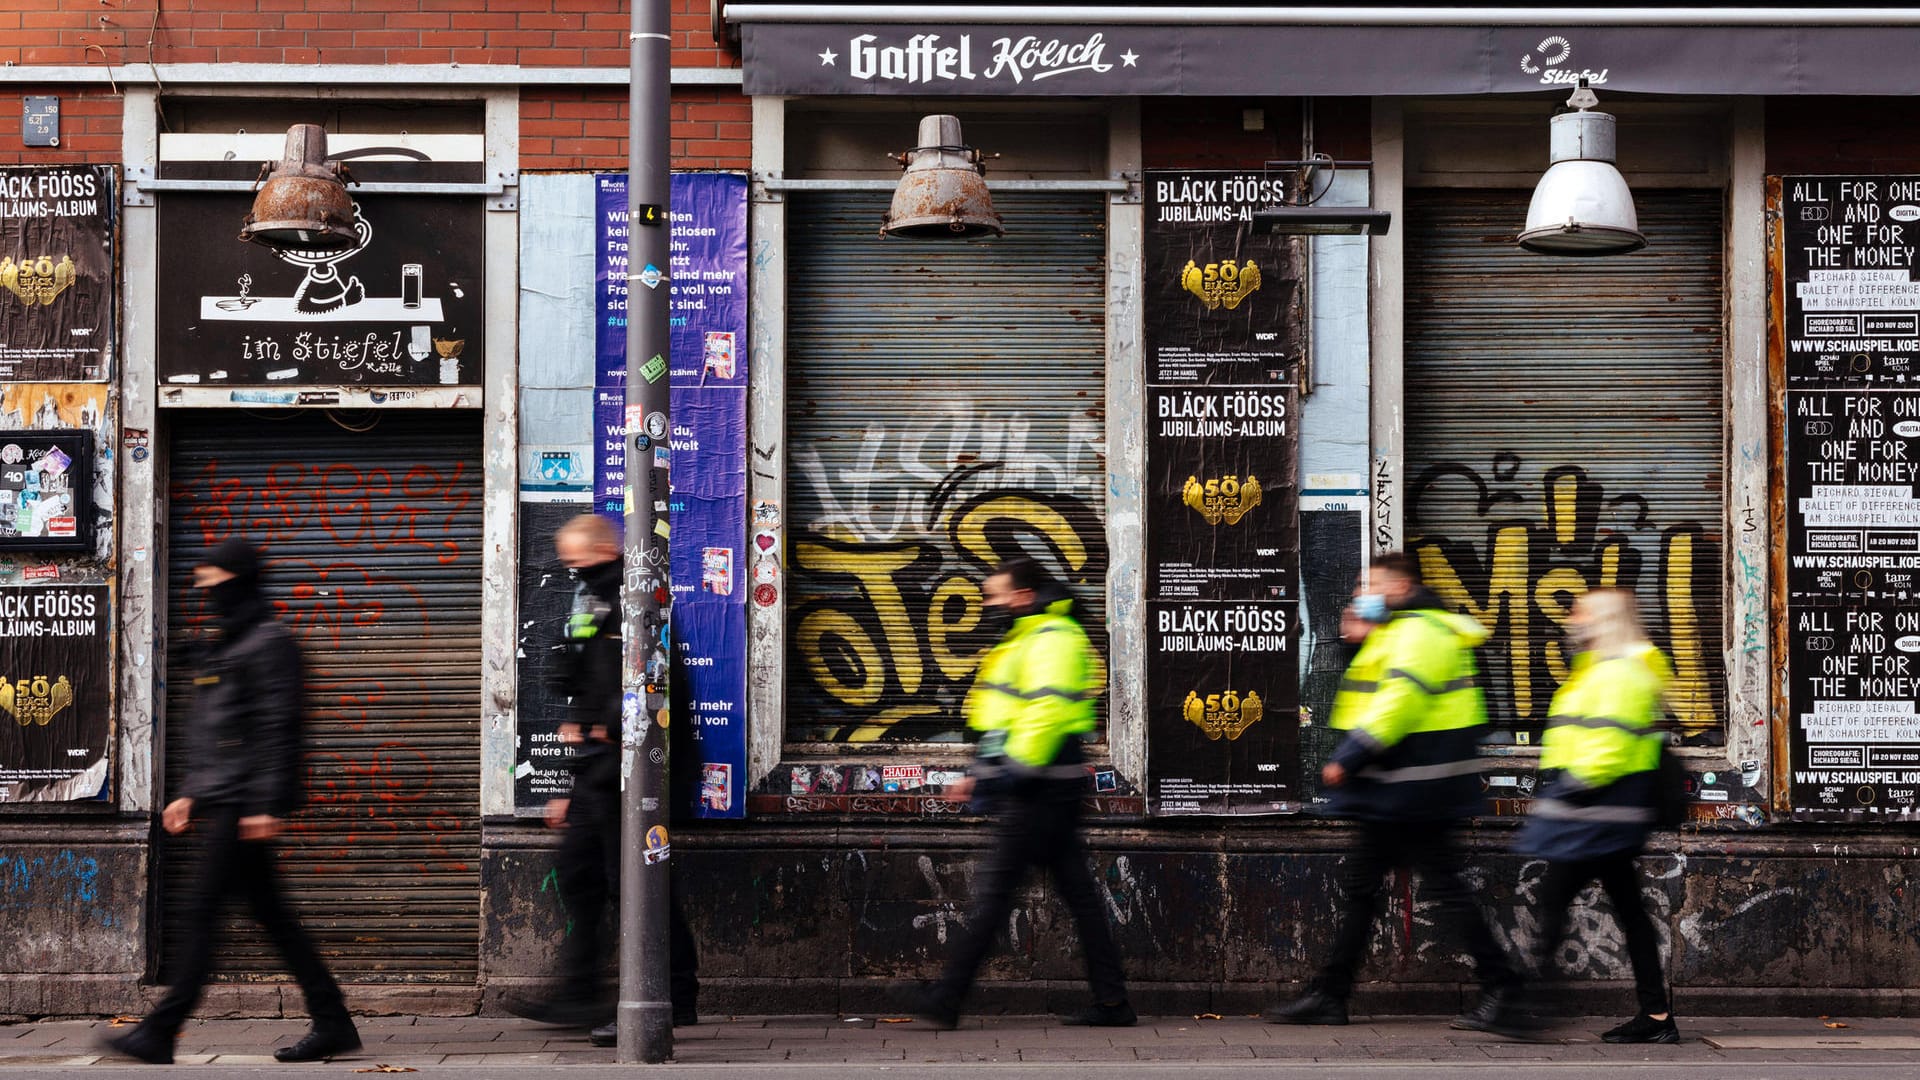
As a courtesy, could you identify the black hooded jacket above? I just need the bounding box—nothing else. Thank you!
[180,575,308,817]
[548,558,624,776]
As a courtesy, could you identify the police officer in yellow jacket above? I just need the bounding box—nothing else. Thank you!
[918,557,1133,1030]
[1516,588,1678,1044]
[1270,553,1526,1036]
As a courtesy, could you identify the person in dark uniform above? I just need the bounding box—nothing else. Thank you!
[1268,552,1528,1038]
[917,557,1133,1030]
[504,514,699,1041]
[104,537,359,1065]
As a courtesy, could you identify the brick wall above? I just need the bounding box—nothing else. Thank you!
[0,0,736,68]
[520,86,750,171]
[0,88,122,165]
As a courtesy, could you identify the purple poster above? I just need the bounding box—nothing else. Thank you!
[594,172,750,818]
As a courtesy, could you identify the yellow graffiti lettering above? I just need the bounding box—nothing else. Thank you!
[1663,531,1714,733]
[928,576,986,681]
[795,542,923,702]
[1420,525,1532,717]
[954,495,1087,572]
[794,607,885,708]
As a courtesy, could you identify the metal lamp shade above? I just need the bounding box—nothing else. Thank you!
[1518,108,1645,256]
[881,114,1004,239]
[239,124,359,252]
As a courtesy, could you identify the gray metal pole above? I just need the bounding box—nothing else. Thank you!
[618,0,673,1063]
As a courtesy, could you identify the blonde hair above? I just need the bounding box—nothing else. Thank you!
[1575,588,1650,656]
[557,513,620,550]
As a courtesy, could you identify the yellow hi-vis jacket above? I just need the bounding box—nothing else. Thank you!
[1325,607,1490,820]
[965,598,1097,775]
[1517,643,1671,860]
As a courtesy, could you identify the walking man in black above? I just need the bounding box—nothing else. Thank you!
[506,513,698,1042]
[104,537,359,1065]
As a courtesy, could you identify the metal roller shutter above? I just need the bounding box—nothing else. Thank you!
[786,191,1109,744]
[161,411,482,982]
[1403,190,1727,738]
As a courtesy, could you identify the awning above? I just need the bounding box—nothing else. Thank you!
[737,18,1920,97]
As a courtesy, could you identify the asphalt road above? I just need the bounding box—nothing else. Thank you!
[34,1065,1920,1079]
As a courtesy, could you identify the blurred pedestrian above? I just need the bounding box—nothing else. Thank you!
[917,557,1133,1030]
[1515,588,1678,1044]
[1269,552,1527,1037]
[103,537,359,1065]
[503,514,699,1041]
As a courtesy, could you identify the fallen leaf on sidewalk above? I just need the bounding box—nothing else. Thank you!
[878,1018,913,1024]
[1824,1021,1851,1029]
[107,1016,142,1027]
[354,1066,418,1073]
[1193,1013,1224,1021]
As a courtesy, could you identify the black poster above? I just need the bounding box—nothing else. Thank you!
[0,165,114,381]
[1145,599,1298,815]
[0,584,110,802]
[1780,175,1920,817]
[1142,170,1303,815]
[514,501,584,811]
[155,194,485,387]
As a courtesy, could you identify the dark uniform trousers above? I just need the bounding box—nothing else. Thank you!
[1530,854,1668,1016]
[1315,819,1516,999]
[556,753,699,1008]
[933,792,1126,1007]
[147,803,349,1038]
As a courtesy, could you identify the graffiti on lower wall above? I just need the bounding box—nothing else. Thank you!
[1407,455,1722,736]
[789,406,1108,742]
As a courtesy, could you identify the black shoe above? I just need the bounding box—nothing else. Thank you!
[673,1004,698,1027]
[1060,1000,1137,1028]
[913,988,961,1031]
[1450,986,1542,1041]
[588,1022,616,1048]
[1602,1013,1680,1044]
[501,991,606,1028]
[100,1028,173,1066]
[273,1024,362,1063]
[1263,991,1349,1026]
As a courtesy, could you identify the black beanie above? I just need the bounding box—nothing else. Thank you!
[202,536,261,580]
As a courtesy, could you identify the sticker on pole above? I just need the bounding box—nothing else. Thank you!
[636,204,664,227]
[637,263,665,290]
[644,824,671,864]
[639,354,668,383]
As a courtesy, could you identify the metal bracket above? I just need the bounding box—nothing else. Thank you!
[1114,169,1143,205]
[750,169,785,204]
[123,163,518,207]
[122,164,156,207]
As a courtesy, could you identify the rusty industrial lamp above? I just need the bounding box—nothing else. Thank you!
[1518,80,1645,256]
[239,124,359,252]
[881,114,1004,239]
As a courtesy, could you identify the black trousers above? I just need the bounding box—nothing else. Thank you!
[146,803,348,1038]
[933,793,1127,1008]
[1531,854,1669,1016]
[556,757,699,1008]
[1313,819,1517,999]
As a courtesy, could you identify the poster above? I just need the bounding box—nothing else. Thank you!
[1141,169,1303,814]
[586,172,750,819]
[0,431,92,551]
[0,165,113,382]
[1779,175,1920,817]
[512,500,593,808]
[154,194,485,386]
[0,583,111,802]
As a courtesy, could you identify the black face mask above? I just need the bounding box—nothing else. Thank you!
[207,576,253,617]
[980,603,1016,638]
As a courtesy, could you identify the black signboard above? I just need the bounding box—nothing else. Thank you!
[0,165,114,381]
[0,583,110,802]
[155,194,484,387]
[1780,175,1920,817]
[0,431,94,552]
[1142,169,1303,815]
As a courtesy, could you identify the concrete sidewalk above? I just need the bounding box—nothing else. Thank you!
[4,1013,1920,1067]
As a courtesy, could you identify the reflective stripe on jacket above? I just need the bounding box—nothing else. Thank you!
[1516,643,1672,861]
[965,598,1097,776]
[1324,607,1490,821]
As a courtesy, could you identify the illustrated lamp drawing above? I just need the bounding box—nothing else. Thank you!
[237,124,372,313]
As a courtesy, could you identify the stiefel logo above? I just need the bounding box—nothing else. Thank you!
[1518,34,1609,86]
[824,31,1133,85]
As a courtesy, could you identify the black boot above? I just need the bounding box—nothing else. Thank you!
[1060,1000,1137,1027]
[1602,1013,1679,1044]
[1450,986,1542,1041]
[100,1027,174,1066]
[1262,990,1349,1026]
[274,1022,362,1063]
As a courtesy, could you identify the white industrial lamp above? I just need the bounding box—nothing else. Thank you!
[1518,80,1645,256]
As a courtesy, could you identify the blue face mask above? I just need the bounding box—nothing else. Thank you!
[1353,593,1390,623]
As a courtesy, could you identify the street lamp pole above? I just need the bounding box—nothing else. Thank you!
[618,0,673,1063]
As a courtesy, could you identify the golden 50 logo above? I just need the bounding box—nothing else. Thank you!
[1182,474,1262,526]
[1183,689,1263,741]
[0,674,74,726]
[1179,258,1261,311]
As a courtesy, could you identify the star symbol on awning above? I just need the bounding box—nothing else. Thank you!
[819,47,839,66]
[1120,49,1139,67]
